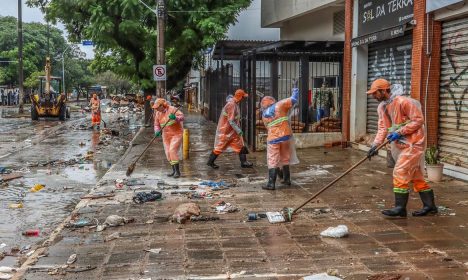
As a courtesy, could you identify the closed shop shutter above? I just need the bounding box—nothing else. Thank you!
[439,18,468,169]
[366,35,413,134]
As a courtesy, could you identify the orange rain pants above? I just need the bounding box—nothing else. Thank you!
[373,95,430,194]
[213,99,244,155]
[154,105,184,165]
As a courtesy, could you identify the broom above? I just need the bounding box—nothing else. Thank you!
[126,106,181,177]
[282,139,390,221]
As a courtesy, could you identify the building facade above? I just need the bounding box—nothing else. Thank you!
[343,0,468,179]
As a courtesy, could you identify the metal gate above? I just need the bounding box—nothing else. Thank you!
[366,34,413,133]
[439,17,468,169]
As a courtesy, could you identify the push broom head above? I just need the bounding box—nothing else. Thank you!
[126,162,136,177]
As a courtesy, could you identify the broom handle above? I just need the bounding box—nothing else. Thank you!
[292,140,389,214]
[131,106,181,165]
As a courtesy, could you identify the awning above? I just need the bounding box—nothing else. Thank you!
[351,24,411,47]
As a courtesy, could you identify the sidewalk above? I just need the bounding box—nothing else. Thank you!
[15,113,468,279]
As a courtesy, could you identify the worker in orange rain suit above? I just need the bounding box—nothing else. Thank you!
[207,89,253,169]
[260,86,300,190]
[367,79,437,217]
[89,93,101,129]
[153,98,184,178]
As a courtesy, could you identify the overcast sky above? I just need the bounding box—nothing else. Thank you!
[0,0,95,58]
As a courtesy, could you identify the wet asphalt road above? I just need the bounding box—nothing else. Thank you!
[0,105,142,266]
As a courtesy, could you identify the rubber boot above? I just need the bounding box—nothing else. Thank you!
[382,192,409,217]
[207,152,219,169]
[173,163,181,178]
[262,168,277,190]
[412,190,438,216]
[277,168,283,180]
[239,154,253,168]
[281,165,291,186]
[167,165,175,177]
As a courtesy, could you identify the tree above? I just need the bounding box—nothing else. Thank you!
[26,0,251,90]
[0,16,94,95]
[94,70,133,96]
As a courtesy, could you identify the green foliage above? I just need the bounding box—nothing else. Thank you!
[27,0,251,90]
[425,146,439,165]
[94,70,133,95]
[0,16,94,93]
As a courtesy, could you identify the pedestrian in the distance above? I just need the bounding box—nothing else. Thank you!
[153,98,184,178]
[367,78,438,217]
[260,85,300,190]
[207,89,253,169]
[89,93,101,129]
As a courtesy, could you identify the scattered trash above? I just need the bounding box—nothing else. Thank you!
[81,193,115,199]
[125,178,145,186]
[1,173,23,182]
[212,201,238,214]
[30,184,45,192]
[145,220,154,224]
[144,248,161,254]
[266,212,286,223]
[104,215,133,227]
[0,273,12,280]
[424,247,448,257]
[303,273,342,280]
[8,202,23,209]
[104,232,120,242]
[170,203,201,224]
[66,218,95,228]
[26,249,35,257]
[367,273,402,280]
[22,229,40,237]
[457,201,468,206]
[0,267,16,273]
[115,179,124,189]
[247,212,257,221]
[66,254,77,265]
[320,225,349,238]
[0,244,5,249]
[133,191,162,204]
[190,215,220,222]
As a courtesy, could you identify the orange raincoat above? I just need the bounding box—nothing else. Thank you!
[154,102,184,165]
[373,86,429,194]
[261,88,299,169]
[90,95,101,126]
[213,90,247,155]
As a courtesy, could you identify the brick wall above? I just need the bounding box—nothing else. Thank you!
[342,0,353,143]
[411,0,442,147]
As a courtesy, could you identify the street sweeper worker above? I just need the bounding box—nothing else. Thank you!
[207,89,253,169]
[153,98,184,178]
[260,86,300,190]
[366,79,437,217]
[89,93,101,129]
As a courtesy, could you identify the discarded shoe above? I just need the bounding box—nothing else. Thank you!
[66,254,77,265]
[132,191,162,204]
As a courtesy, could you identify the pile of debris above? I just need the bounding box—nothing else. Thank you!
[308,117,341,132]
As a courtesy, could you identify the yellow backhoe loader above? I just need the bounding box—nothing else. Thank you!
[30,57,70,120]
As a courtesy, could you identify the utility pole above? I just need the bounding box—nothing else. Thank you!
[18,0,24,113]
[156,0,166,98]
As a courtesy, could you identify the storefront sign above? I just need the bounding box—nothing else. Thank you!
[352,25,406,47]
[357,0,414,37]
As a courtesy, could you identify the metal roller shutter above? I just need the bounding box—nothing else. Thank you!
[366,35,413,133]
[439,18,468,169]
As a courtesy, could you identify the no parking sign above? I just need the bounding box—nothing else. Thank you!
[153,65,166,81]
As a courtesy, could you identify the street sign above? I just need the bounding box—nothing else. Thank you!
[82,40,94,46]
[153,65,166,81]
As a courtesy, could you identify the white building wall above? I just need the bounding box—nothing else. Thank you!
[280,6,345,41]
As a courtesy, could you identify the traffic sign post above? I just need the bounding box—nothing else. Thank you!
[153,64,166,81]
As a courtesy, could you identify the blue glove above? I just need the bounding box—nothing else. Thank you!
[155,131,162,137]
[387,132,402,143]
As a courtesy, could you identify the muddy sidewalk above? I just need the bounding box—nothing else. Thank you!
[12,114,468,280]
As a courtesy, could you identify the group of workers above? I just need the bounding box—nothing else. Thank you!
[90,78,438,218]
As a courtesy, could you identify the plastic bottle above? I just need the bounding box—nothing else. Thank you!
[9,202,23,209]
[22,229,40,236]
[30,184,45,192]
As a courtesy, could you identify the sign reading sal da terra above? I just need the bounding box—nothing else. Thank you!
[358,0,414,36]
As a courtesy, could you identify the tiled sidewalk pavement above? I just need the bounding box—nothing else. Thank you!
[17,113,468,280]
